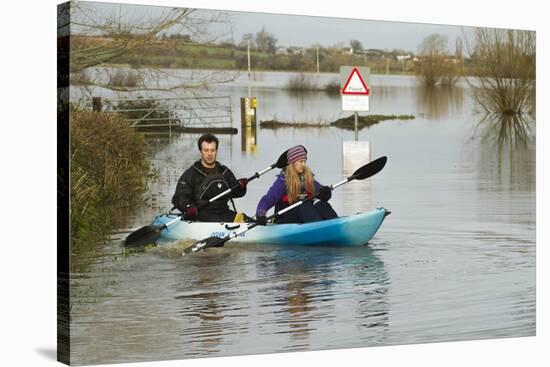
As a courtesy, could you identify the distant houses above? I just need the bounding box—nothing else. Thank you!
[276,46,308,55]
[444,57,461,64]
[342,47,354,55]
[275,46,288,55]
[396,54,412,61]
[235,40,463,64]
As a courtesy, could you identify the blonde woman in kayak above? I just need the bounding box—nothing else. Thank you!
[255,145,337,225]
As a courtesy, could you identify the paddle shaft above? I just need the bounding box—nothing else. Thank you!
[207,165,276,203]
[192,170,370,252]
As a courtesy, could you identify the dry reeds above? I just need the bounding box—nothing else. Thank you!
[70,110,149,264]
[323,78,341,95]
[285,73,322,91]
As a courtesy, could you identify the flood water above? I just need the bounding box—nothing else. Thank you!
[69,70,536,365]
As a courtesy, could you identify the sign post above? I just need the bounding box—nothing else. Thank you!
[340,66,371,178]
[340,66,370,140]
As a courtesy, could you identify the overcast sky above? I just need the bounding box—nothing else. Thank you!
[223,10,469,52]
[79,1,478,53]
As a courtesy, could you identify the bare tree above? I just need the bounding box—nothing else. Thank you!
[416,33,455,86]
[255,27,278,54]
[240,33,255,49]
[419,34,448,55]
[63,1,238,93]
[464,28,535,115]
[350,40,363,53]
[438,38,464,86]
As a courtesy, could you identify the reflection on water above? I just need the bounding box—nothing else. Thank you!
[416,86,465,120]
[341,141,372,214]
[256,251,332,351]
[174,252,250,355]
[476,113,535,148]
[473,113,535,193]
[255,247,389,352]
[241,120,258,152]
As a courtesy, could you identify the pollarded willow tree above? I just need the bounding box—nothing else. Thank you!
[58,1,238,93]
[416,33,459,87]
[465,28,535,115]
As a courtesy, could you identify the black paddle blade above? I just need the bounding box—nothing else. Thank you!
[124,225,162,247]
[183,236,227,255]
[273,150,289,168]
[273,145,308,168]
[350,156,387,181]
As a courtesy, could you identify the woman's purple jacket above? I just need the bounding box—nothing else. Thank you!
[255,173,323,217]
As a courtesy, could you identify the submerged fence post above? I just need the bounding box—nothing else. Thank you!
[92,97,102,112]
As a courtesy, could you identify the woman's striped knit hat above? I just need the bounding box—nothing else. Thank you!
[287,145,308,164]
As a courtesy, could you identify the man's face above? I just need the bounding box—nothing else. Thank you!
[200,141,217,167]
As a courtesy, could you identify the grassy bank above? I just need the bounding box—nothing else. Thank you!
[70,110,150,270]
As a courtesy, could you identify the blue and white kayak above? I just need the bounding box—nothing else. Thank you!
[152,207,390,247]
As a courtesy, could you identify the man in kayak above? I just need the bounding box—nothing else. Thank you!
[171,134,250,222]
[255,145,337,225]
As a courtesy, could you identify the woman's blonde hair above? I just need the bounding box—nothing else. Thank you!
[284,164,315,204]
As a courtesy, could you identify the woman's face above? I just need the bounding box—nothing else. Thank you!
[292,159,306,174]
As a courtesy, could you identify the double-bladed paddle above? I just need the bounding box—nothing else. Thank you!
[183,156,387,255]
[123,150,290,247]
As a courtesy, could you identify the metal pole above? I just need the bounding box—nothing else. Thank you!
[168,109,172,139]
[354,111,358,141]
[247,40,251,98]
[228,96,233,129]
[247,40,251,78]
[241,98,247,152]
[316,47,319,74]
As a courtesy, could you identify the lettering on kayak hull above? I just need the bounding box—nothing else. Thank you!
[210,231,246,238]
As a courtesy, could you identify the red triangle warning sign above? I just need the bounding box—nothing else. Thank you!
[342,67,370,95]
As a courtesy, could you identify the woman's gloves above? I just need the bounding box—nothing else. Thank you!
[256,215,267,226]
[318,186,332,202]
